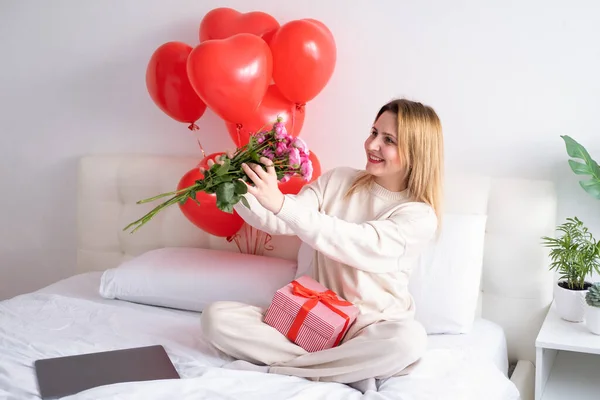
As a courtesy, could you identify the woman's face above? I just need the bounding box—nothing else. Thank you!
[364,111,407,191]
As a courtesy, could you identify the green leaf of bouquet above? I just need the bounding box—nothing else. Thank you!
[234,180,248,195]
[580,179,600,200]
[240,196,251,210]
[219,175,235,183]
[250,150,261,163]
[204,184,217,194]
[217,182,235,203]
[216,158,231,176]
[216,199,234,214]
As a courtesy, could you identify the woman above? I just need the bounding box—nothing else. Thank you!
[200,98,444,388]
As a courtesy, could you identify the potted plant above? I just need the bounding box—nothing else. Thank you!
[585,283,600,334]
[542,217,600,322]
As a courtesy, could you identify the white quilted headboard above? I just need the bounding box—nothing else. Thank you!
[76,154,557,365]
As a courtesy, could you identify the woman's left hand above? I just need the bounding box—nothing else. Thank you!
[242,157,285,214]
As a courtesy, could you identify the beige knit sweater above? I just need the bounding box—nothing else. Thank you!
[233,166,437,322]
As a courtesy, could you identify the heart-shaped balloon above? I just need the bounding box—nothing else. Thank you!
[225,85,306,147]
[177,167,244,238]
[199,7,280,43]
[146,42,207,127]
[187,33,272,124]
[196,151,225,170]
[269,19,336,104]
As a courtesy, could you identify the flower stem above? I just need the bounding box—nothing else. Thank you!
[124,179,208,233]
[135,186,195,204]
[123,192,187,233]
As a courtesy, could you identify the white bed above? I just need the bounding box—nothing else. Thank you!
[0,155,559,400]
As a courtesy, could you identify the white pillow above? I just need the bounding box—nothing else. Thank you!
[409,213,487,334]
[99,247,297,311]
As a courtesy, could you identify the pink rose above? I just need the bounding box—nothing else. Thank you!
[275,122,288,140]
[275,141,289,156]
[301,159,313,181]
[288,147,301,169]
[255,131,267,144]
[292,137,308,153]
[262,148,275,159]
[300,152,309,164]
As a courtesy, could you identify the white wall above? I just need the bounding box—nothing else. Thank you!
[1,0,599,300]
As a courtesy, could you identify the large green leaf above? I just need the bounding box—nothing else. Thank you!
[216,200,234,214]
[580,180,600,199]
[215,182,235,214]
[234,180,248,195]
[216,182,235,203]
[561,135,600,200]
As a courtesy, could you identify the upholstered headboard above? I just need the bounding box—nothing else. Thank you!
[76,154,557,365]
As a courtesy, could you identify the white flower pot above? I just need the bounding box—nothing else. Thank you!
[554,282,588,322]
[586,306,600,335]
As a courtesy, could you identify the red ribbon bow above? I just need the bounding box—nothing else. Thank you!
[286,280,353,347]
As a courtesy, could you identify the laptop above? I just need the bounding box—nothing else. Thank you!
[34,344,180,399]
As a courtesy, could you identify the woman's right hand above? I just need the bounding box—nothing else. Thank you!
[198,149,235,174]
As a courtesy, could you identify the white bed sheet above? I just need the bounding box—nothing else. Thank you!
[0,272,520,400]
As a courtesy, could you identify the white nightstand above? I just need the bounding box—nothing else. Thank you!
[535,301,600,400]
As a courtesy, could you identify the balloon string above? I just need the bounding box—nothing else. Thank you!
[226,233,242,253]
[263,233,274,251]
[196,138,206,158]
[293,103,305,136]
[228,226,272,254]
[236,123,243,148]
[254,228,260,255]
[245,223,251,254]
[188,122,205,158]
[292,107,296,136]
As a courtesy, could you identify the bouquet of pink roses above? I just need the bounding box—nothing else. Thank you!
[123,118,313,233]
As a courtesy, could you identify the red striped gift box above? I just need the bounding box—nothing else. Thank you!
[263,275,359,352]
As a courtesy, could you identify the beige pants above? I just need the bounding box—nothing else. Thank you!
[200,301,427,384]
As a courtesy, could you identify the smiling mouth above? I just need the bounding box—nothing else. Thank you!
[368,154,384,164]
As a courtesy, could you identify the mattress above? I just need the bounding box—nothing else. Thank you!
[0,272,520,400]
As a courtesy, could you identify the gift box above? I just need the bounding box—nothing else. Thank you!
[263,275,359,352]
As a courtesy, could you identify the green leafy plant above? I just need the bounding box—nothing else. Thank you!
[542,216,600,290]
[586,283,600,307]
[561,135,600,200]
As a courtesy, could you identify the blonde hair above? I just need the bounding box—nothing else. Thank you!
[346,98,444,225]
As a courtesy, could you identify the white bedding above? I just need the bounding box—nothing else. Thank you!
[0,272,521,400]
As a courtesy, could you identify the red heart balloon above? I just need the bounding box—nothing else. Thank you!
[196,152,225,169]
[269,19,336,104]
[279,151,322,195]
[199,7,280,43]
[177,167,244,238]
[225,85,306,147]
[146,42,207,127]
[187,33,272,124]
